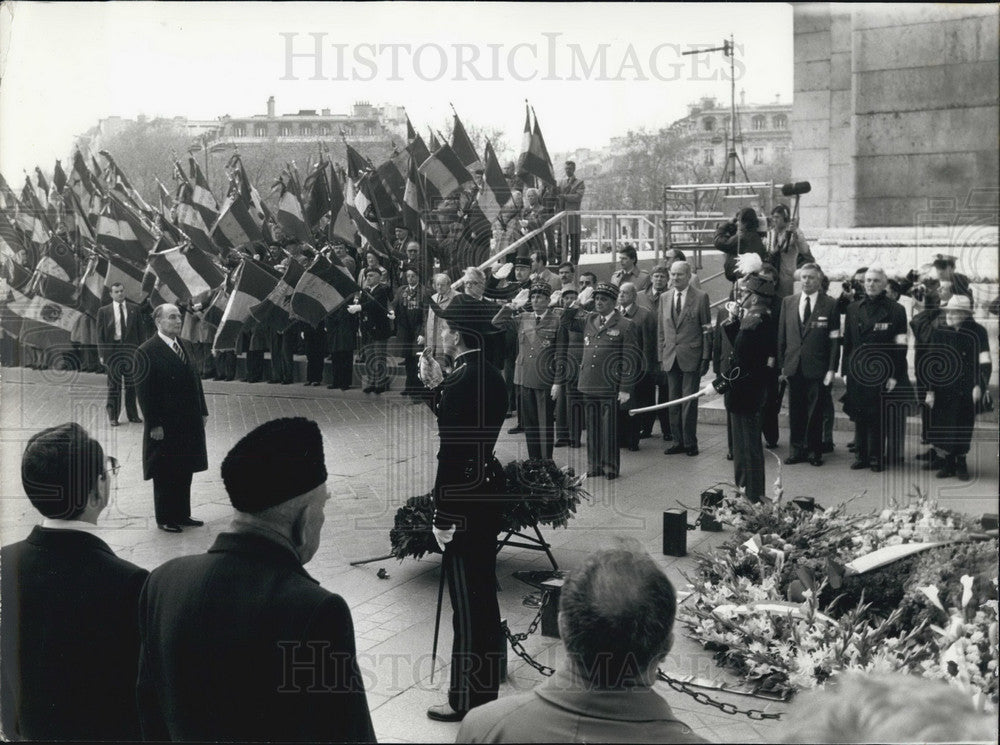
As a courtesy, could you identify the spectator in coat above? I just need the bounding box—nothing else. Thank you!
[137,418,376,743]
[97,281,147,426]
[353,267,394,394]
[611,244,650,291]
[557,160,585,264]
[616,282,657,452]
[1,424,148,741]
[425,272,458,370]
[394,267,430,399]
[325,302,358,390]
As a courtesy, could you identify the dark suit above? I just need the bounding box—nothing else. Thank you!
[1,527,148,741]
[135,334,209,525]
[426,350,508,713]
[137,532,375,742]
[658,286,712,449]
[557,176,585,263]
[618,303,656,450]
[97,299,145,421]
[777,292,840,457]
[359,282,393,391]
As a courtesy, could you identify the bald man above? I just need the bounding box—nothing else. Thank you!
[135,304,209,532]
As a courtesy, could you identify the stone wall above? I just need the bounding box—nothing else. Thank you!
[792,3,999,229]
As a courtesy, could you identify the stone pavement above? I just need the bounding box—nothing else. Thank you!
[1,366,997,743]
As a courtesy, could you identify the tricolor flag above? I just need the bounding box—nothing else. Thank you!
[0,172,19,210]
[29,270,78,307]
[477,140,513,225]
[402,154,424,238]
[76,255,109,317]
[516,104,556,187]
[0,210,27,266]
[147,244,225,303]
[69,150,94,203]
[36,239,79,282]
[52,160,68,195]
[376,156,406,207]
[212,154,268,249]
[99,150,154,215]
[104,253,146,304]
[289,254,361,327]
[345,175,391,259]
[450,107,483,173]
[326,163,355,245]
[274,180,312,243]
[7,288,85,349]
[63,189,96,242]
[187,157,220,231]
[175,181,219,255]
[141,264,180,307]
[200,285,229,329]
[302,158,332,231]
[418,141,473,199]
[250,258,304,332]
[96,197,155,265]
[212,259,280,352]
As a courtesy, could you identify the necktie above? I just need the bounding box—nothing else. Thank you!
[535,315,542,324]
[172,340,186,364]
[803,295,812,326]
[118,303,126,339]
[599,316,605,328]
[675,292,682,318]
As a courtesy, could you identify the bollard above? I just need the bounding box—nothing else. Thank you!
[662,509,688,556]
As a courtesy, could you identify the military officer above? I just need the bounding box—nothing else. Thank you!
[492,281,563,460]
[842,267,908,472]
[556,283,638,479]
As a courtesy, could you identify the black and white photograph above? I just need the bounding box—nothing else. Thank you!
[0,2,997,742]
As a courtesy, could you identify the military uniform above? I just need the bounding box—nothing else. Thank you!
[712,300,777,502]
[618,302,657,450]
[493,294,563,460]
[563,288,639,477]
[842,292,908,469]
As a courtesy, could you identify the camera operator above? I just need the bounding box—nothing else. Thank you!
[715,207,766,285]
[766,204,815,298]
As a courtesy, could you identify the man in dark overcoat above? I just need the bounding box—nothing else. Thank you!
[136,418,375,742]
[325,302,358,390]
[134,303,208,533]
[841,267,908,472]
[420,295,508,722]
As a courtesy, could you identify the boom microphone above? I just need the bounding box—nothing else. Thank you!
[781,181,811,197]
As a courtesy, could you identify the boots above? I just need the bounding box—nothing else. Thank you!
[955,456,970,481]
[935,453,957,479]
[922,449,943,470]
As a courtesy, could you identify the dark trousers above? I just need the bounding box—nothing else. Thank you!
[665,362,700,448]
[503,354,517,414]
[402,351,421,394]
[620,371,653,448]
[362,340,390,390]
[214,350,236,380]
[555,383,583,445]
[731,409,765,502]
[304,325,326,383]
[854,412,886,465]
[245,350,264,382]
[152,469,194,525]
[788,373,827,456]
[641,374,671,438]
[105,344,139,422]
[930,394,975,456]
[270,331,295,383]
[444,531,502,713]
[822,392,835,447]
[761,368,781,446]
[563,232,581,265]
[330,351,354,389]
[520,386,555,460]
[582,394,619,474]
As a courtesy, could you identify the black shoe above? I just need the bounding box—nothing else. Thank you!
[850,459,868,470]
[955,458,970,481]
[726,451,733,461]
[639,432,652,440]
[128,417,143,424]
[554,439,569,448]
[765,441,778,449]
[821,442,835,454]
[157,523,182,533]
[427,704,466,722]
[327,384,338,389]
[870,461,884,473]
[922,452,943,470]
[686,447,699,456]
[915,449,937,461]
[785,452,808,465]
[664,444,687,455]
[508,426,525,434]
[178,517,204,527]
[606,472,618,480]
[936,464,956,479]
[363,386,374,394]
[627,445,639,452]
[109,420,119,427]
[809,454,824,466]
[569,442,582,449]
[847,441,857,452]
[586,468,605,477]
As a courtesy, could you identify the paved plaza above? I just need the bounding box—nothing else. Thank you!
[1,366,997,743]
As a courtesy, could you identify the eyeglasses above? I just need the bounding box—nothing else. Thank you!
[104,456,120,477]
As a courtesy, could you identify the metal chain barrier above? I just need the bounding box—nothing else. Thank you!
[502,589,783,721]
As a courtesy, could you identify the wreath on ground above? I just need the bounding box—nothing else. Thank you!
[389,458,591,561]
[681,491,998,709]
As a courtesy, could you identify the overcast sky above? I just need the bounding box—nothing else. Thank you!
[1,1,793,177]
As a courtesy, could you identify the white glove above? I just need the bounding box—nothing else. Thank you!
[823,370,834,386]
[576,285,594,307]
[347,304,361,315]
[433,526,455,551]
[550,384,561,401]
[973,385,982,403]
[925,391,935,408]
[885,377,897,393]
[617,391,630,406]
[416,335,425,345]
[419,350,444,389]
[512,288,530,309]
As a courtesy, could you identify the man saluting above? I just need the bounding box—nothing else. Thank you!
[419,294,508,723]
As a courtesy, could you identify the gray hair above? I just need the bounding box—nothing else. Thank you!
[669,260,692,277]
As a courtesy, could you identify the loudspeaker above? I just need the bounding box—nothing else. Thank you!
[700,489,724,531]
[662,509,688,556]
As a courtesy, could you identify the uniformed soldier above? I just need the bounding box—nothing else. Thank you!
[556,283,639,479]
[420,294,508,723]
[842,267,908,472]
[610,244,650,291]
[711,273,778,502]
[925,295,991,481]
[616,282,657,451]
[554,287,584,448]
[492,281,563,460]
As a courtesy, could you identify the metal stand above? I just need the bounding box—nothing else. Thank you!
[496,523,559,570]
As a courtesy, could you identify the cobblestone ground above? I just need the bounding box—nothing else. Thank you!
[2,366,997,743]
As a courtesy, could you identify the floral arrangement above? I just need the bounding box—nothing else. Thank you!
[682,492,998,707]
[389,459,591,561]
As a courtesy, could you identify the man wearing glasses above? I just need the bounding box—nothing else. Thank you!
[1,423,147,741]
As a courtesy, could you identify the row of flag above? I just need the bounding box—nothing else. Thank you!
[0,102,559,354]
